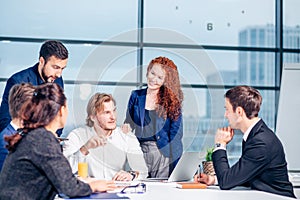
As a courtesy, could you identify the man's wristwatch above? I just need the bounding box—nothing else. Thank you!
[215,143,225,148]
[215,143,221,148]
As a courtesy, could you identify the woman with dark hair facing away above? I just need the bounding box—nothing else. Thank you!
[0,83,116,200]
[0,83,35,171]
[124,56,184,178]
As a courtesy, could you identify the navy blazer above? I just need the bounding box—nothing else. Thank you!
[212,119,295,198]
[124,88,183,171]
[0,123,16,171]
[0,64,64,132]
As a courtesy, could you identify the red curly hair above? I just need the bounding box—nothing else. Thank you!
[147,56,183,120]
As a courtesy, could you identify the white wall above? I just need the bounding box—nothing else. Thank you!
[276,63,300,171]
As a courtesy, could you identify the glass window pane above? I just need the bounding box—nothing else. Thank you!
[0,42,137,83]
[283,53,300,64]
[144,0,275,47]
[237,51,275,86]
[283,0,300,49]
[143,48,217,85]
[0,41,40,77]
[0,0,138,42]
[259,90,276,131]
[182,87,229,151]
[143,48,275,87]
[70,45,137,83]
[0,41,98,80]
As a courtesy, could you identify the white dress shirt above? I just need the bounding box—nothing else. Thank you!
[63,126,148,180]
[242,118,261,142]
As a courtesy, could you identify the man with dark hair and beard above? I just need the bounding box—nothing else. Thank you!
[0,40,68,134]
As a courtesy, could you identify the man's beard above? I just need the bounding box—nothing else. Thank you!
[41,66,54,83]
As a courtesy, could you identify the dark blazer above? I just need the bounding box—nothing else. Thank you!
[0,123,16,171]
[124,88,183,172]
[0,63,64,132]
[212,119,295,198]
[0,127,91,199]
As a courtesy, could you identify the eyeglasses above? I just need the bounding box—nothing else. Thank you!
[120,183,146,194]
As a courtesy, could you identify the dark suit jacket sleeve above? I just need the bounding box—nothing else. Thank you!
[169,113,183,158]
[0,77,18,132]
[0,124,16,171]
[212,138,270,190]
[124,90,138,130]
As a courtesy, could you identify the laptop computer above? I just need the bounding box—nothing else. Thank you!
[143,151,203,182]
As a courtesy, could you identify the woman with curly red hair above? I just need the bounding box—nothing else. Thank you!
[124,56,183,178]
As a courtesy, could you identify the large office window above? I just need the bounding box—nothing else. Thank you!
[0,0,299,163]
[0,0,138,41]
[144,0,275,47]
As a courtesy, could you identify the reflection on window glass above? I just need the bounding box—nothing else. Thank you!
[144,0,275,47]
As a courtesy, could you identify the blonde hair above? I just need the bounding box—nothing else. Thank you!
[86,93,116,127]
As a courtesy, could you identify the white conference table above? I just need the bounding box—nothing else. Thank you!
[57,181,297,200]
[118,182,296,200]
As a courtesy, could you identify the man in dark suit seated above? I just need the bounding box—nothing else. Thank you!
[194,85,296,198]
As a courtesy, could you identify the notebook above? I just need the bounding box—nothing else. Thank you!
[143,151,202,182]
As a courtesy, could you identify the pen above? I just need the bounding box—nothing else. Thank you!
[198,164,202,177]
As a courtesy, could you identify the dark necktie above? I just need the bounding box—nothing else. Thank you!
[242,140,246,153]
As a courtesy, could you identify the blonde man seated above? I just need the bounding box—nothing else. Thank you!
[63,93,148,181]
